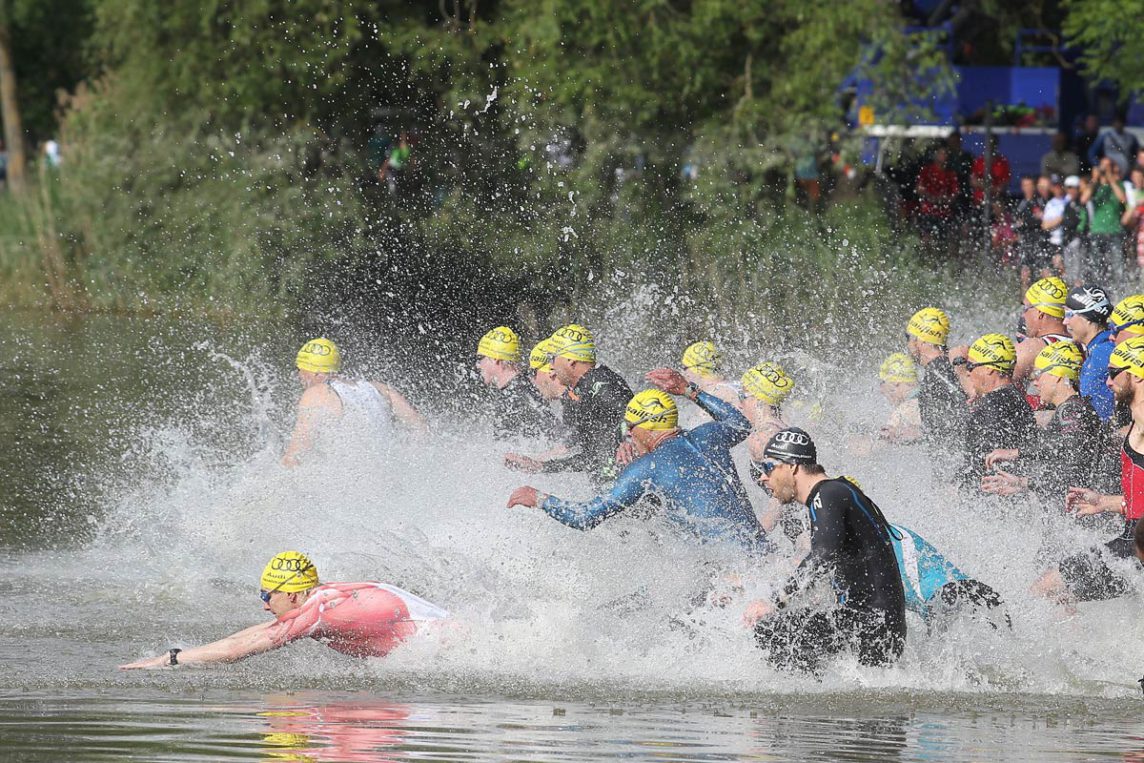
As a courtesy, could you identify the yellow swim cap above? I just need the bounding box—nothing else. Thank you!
[260,551,320,594]
[879,352,918,384]
[1033,341,1082,382]
[529,337,557,373]
[624,389,679,431]
[741,362,795,406]
[681,341,722,378]
[1111,295,1144,336]
[477,326,522,363]
[550,324,596,363]
[296,338,341,374]
[906,307,951,346]
[1110,337,1144,380]
[967,333,1017,375]
[1024,277,1068,318]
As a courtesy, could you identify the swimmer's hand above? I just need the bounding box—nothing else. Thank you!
[741,599,774,627]
[1066,487,1122,517]
[504,453,544,473]
[507,486,547,509]
[614,439,637,467]
[645,367,689,396]
[984,448,1019,470]
[980,469,1027,496]
[118,655,172,670]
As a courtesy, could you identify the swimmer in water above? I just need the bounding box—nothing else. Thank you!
[1033,338,1144,604]
[119,551,447,668]
[1013,277,1071,390]
[475,326,560,441]
[283,338,426,467]
[507,368,768,550]
[877,353,922,443]
[743,428,907,673]
[904,307,967,460]
[680,341,742,412]
[504,324,633,484]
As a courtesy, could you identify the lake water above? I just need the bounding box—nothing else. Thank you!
[3,310,1144,761]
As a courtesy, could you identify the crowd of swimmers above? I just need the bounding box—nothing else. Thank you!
[122,281,1144,674]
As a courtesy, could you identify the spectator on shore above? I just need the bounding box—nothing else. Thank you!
[916,146,959,253]
[1061,176,1089,284]
[1041,132,1080,180]
[1014,175,1051,287]
[379,131,414,193]
[1075,114,1101,174]
[1122,168,1144,273]
[946,132,974,226]
[971,135,1011,207]
[1042,175,1068,275]
[1082,158,1128,284]
[1088,115,1139,177]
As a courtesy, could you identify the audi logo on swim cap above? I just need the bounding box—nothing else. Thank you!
[763,427,818,465]
[271,557,312,572]
[303,342,331,356]
[773,430,810,446]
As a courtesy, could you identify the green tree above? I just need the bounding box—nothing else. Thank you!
[1063,0,1144,94]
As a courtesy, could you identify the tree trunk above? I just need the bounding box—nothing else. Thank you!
[0,22,26,193]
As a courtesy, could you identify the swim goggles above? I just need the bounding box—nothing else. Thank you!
[749,459,780,482]
[1108,365,1131,380]
[965,359,1008,372]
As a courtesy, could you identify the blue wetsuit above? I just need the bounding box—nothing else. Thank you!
[540,391,766,549]
[888,525,968,621]
[1080,329,1115,421]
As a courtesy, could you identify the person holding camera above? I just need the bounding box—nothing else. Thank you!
[1082,158,1128,284]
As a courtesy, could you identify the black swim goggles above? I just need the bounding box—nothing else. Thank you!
[965,359,1008,372]
[1108,365,1132,380]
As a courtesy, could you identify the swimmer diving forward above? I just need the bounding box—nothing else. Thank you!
[119,552,446,668]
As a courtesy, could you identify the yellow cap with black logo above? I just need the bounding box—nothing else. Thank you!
[296,338,341,374]
[529,337,557,373]
[879,352,918,384]
[550,324,596,363]
[1110,336,1144,380]
[682,341,721,377]
[906,307,951,346]
[1025,276,1068,318]
[741,362,795,405]
[624,389,679,431]
[1033,341,1083,381]
[477,326,522,363]
[968,333,1017,375]
[1111,295,1144,337]
[260,551,320,593]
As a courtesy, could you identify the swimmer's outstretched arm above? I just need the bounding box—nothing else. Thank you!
[373,383,428,432]
[118,621,282,670]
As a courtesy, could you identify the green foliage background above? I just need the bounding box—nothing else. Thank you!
[0,0,1106,325]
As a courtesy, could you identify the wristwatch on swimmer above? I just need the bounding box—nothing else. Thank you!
[168,648,182,666]
[685,383,700,401]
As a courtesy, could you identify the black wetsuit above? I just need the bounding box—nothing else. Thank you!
[1060,428,1144,601]
[754,478,907,673]
[492,374,560,441]
[1016,394,1104,505]
[541,364,633,483]
[961,384,1036,492]
[917,355,967,457]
